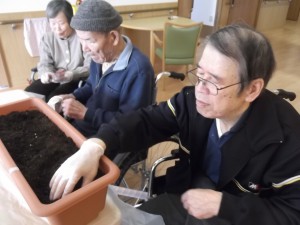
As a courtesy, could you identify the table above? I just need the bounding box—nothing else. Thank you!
[121,16,197,65]
[0,89,44,105]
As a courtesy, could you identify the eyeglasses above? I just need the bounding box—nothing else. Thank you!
[187,67,243,96]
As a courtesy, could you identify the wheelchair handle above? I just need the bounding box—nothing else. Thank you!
[274,89,296,101]
[155,71,185,83]
[169,72,185,81]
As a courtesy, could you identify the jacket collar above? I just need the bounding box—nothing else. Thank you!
[113,35,133,71]
[218,89,284,188]
[99,35,133,76]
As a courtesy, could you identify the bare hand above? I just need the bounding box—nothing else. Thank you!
[60,94,75,101]
[181,189,222,219]
[52,68,66,82]
[61,98,87,120]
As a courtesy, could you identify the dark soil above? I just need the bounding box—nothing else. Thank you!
[0,110,79,204]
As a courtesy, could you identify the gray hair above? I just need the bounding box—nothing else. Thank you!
[202,23,276,90]
[46,0,73,24]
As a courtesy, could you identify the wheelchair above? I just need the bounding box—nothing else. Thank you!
[112,71,186,205]
[112,85,296,206]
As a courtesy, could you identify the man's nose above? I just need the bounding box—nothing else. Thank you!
[81,42,90,52]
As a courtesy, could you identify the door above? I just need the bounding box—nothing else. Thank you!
[287,0,300,21]
[0,45,10,88]
[0,21,39,89]
[227,0,261,27]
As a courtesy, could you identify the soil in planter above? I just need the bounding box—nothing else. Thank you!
[0,110,101,204]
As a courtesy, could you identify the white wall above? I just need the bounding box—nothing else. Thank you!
[0,0,50,13]
[191,0,217,26]
[0,0,177,13]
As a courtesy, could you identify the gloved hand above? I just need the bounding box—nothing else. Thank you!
[49,138,105,201]
[47,96,63,113]
[40,72,55,84]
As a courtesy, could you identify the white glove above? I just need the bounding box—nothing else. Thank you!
[40,72,54,84]
[49,138,105,201]
[47,96,63,113]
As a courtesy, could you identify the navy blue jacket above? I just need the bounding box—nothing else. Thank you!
[72,36,155,137]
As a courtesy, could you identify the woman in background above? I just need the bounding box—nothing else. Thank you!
[25,0,90,101]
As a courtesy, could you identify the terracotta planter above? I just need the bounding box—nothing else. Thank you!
[0,97,120,225]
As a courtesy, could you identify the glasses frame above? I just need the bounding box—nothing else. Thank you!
[188,67,243,96]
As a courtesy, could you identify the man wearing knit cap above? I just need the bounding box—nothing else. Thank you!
[47,0,155,141]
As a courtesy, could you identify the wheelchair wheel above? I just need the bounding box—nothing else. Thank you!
[114,150,148,205]
[114,150,147,186]
[115,139,180,205]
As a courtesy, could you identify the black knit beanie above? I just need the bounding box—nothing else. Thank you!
[70,0,123,32]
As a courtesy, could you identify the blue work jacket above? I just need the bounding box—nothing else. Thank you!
[72,36,155,137]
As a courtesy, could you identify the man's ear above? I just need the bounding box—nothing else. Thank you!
[109,30,120,46]
[245,78,264,103]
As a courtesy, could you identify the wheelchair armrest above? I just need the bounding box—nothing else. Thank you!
[170,149,181,157]
[148,148,181,198]
[28,67,38,84]
[151,149,181,172]
[31,67,38,73]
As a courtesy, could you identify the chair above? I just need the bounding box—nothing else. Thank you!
[152,20,203,88]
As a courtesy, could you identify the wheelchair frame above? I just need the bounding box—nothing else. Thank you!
[113,71,186,204]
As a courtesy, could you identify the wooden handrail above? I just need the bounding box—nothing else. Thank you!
[0,19,23,25]
[263,0,291,3]
[120,6,176,14]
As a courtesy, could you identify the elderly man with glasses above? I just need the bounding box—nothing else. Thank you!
[49,23,300,225]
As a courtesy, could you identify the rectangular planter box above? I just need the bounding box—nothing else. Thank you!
[0,97,120,225]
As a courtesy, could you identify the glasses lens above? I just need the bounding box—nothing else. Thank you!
[187,68,218,95]
[205,81,218,95]
[187,69,199,85]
